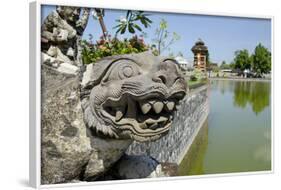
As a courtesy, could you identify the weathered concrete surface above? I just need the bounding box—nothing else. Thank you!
[41,65,92,184]
[126,85,209,164]
[83,134,132,181]
[109,155,167,179]
[41,65,135,184]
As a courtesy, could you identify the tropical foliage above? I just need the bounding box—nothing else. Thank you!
[81,9,154,64]
[114,11,152,35]
[81,35,149,64]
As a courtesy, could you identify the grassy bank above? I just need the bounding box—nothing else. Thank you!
[188,79,208,90]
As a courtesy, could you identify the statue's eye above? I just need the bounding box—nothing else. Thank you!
[105,60,140,82]
[119,65,135,79]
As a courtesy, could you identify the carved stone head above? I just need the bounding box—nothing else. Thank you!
[56,6,81,24]
[81,52,188,142]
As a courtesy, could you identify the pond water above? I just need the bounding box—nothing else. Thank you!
[179,80,271,175]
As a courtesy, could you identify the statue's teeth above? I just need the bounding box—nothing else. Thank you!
[140,102,151,114]
[115,108,124,121]
[153,101,164,114]
[148,100,156,105]
[166,101,175,111]
[145,118,155,124]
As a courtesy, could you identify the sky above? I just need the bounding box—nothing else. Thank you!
[41,5,271,65]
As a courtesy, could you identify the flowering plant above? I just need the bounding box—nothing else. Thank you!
[81,35,149,64]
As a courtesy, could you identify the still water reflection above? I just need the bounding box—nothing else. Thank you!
[179,80,271,175]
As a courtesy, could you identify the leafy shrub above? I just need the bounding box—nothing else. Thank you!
[81,35,149,64]
[191,69,206,81]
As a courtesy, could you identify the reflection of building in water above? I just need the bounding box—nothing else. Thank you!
[191,39,208,72]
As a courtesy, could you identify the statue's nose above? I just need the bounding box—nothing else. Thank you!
[152,61,179,88]
[152,73,167,85]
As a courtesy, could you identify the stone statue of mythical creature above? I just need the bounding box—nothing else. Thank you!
[78,52,187,180]
[41,51,187,183]
[81,53,187,142]
[41,6,90,66]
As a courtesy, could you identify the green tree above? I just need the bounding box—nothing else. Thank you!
[220,60,226,69]
[114,11,152,35]
[220,60,232,70]
[233,49,252,71]
[152,19,180,55]
[252,43,271,77]
[229,61,235,69]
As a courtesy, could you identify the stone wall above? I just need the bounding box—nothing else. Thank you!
[126,85,209,164]
[41,65,92,184]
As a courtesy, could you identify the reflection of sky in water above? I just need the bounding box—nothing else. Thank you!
[179,80,271,175]
[253,129,271,162]
[254,144,271,162]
